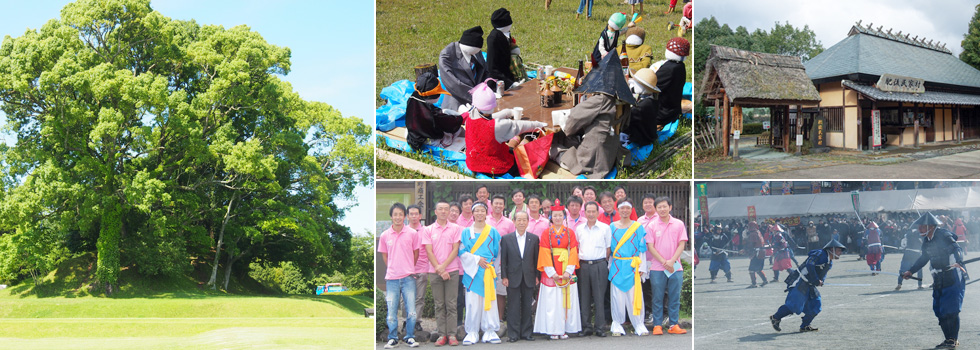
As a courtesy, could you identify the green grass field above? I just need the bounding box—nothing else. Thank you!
[377,0,691,101]
[0,255,373,349]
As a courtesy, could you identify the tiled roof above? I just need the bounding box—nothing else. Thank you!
[842,80,980,106]
[804,24,980,88]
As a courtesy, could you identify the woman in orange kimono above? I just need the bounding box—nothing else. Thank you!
[533,199,582,339]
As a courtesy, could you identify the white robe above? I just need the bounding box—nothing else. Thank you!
[533,282,582,335]
[610,285,649,335]
[463,290,501,343]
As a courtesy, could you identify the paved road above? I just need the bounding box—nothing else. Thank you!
[736,149,980,179]
[693,254,980,349]
[376,329,691,350]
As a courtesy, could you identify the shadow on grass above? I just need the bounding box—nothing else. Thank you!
[280,291,374,315]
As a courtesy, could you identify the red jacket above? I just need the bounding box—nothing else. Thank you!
[465,116,514,174]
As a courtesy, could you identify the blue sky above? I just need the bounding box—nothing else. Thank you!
[0,0,376,235]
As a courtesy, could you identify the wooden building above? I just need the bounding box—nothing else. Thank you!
[804,22,980,150]
[700,45,822,156]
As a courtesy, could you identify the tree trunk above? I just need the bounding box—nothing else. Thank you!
[208,193,237,290]
[223,253,237,291]
[96,197,122,294]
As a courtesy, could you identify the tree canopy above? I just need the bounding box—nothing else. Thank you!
[961,4,980,71]
[0,0,373,293]
[694,16,824,84]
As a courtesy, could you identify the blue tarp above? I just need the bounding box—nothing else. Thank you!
[376,78,694,178]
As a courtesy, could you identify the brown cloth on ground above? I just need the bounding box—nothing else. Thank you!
[549,94,623,179]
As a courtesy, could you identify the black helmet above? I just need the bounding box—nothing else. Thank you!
[912,212,941,227]
[822,239,846,252]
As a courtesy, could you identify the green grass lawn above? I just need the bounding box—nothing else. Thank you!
[377,0,691,102]
[0,290,373,349]
[0,254,373,349]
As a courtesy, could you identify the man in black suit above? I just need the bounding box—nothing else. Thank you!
[500,211,540,342]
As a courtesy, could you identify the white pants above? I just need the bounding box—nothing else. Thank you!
[611,285,649,335]
[533,284,582,335]
[464,290,500,343]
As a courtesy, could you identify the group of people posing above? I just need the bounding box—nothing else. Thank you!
[378,185,689,348]
[405,7,690,178]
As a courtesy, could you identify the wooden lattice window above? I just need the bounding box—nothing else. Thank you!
[822,107,844,132]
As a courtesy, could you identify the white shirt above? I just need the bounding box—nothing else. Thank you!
[575,221,612,261]
[515,230,528,258]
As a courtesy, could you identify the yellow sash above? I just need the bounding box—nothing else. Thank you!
[470,224,496,310]
[612,222,643,316]
[551,247,572,311]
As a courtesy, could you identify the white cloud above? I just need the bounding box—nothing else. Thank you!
[697,0,977,56]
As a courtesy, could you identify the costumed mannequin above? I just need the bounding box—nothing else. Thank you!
[650,37,689,129]
[608,200,649,336]
[551,51,636,179]
[463,79,547,177]
[770,239,847,333]
[903,213,967,349]
[458,202,503,345]
[405,72,464,150]
[486,8,526,90]
[624,68,662,147]
[533,200,582,339]
[590,13,628,68]
[439,26,490,111]
[616,27,654,73]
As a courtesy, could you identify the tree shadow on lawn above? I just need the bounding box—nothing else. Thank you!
[280,293,373,315]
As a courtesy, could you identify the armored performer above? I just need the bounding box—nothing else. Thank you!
[903,213,967,349]
[770,239,846,332]
[707,225,733,283]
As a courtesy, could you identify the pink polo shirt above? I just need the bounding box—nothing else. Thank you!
[378,225,420,280]
[410,223,429,273]
[455,213,474,228]
[644,215,688,271]
[487,214,516,235]
[421,221,463,273]
[565,215,586,232]
[526,215,550,237]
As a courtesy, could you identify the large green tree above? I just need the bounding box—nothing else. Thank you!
[694,16,824,84]
[0,0,372,293]
[961,4,980,70]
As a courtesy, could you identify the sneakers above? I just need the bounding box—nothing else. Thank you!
[747,284,758,288]
[612,332,623,337]
[667,325,687,334]
[800,325,818,332]
[405,338,419,348]
[385,339,399,349]
[435,336,447,347]
[936,339,959,349]
[448,336,459,346]
[652,326,664,335]
[895,285,902,291]
[760,279,768,287]
[770,315,781,331]
[710,279,716,284]
[727,277,733,283]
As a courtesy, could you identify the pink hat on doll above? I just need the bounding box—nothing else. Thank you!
[469,78,498,113]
